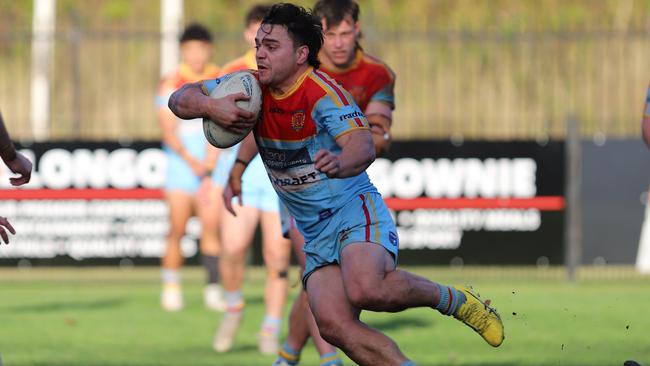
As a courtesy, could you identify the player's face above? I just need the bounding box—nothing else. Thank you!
[255,25,307,88]
[180,40,213,74]
[321,16,359,68]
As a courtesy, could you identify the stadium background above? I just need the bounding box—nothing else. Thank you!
[1,1,650,366]
[1,0,650,140]
[2,0,650,270]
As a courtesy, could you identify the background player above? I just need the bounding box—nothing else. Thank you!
[0,111,32,244]
[211,5,292,356]
[157,23,225,312]
[169,4,504,365]
[275,0,396,364]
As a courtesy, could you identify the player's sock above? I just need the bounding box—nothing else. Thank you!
[319,352,343,365]
[400,361,417,366]
[224,290,244,312]
[434,284,466,316]
[275,342,300,366]
[161,268,181,285]
[201,254,220,284]
[161,269,183,311]
[261,315,281,336]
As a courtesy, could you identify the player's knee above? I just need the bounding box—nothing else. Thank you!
[314,317,347,347]
[268,268,289,279]
[346,281,384,309]
[221,241,248,257]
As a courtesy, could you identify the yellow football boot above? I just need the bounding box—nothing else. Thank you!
[453,286,505,347]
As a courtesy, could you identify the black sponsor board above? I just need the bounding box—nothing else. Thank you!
[0,141,180,266]
[366,140,565,265]
[0,140,565,266]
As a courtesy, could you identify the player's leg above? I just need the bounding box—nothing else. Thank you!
[276,223,342,366]
[195,182,226,311]
[213,201,260,352]
[340,192,504,347]
[306,265,411,366]
[161,190,193,311]
[259,210,291,354]
[341,242,504,347]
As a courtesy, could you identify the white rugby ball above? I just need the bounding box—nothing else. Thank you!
[203,70,262,148]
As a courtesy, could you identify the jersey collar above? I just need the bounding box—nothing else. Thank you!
[321,49,363,75]
[270,66,313,100]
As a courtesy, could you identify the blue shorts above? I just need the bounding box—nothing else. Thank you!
[302,192,399,287]
[214,145,279,213]
[164,128,219,193]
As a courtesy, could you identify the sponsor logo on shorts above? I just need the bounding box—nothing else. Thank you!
[318,208,333,221]
[389,231,399,247]
[339,110,365,121]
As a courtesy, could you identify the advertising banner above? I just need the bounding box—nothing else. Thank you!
[0,140,565,265]
[367,140,565,265]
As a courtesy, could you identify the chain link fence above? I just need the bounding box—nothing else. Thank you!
[1,25,649,141]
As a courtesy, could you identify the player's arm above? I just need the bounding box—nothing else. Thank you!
[315,129,375,178]
[641,86,650,147]
[168,81,257,134]
[0,111,32,186]
[223,133,259,216]
[365,101,393,156]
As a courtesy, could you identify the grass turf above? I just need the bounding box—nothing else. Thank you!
[0,266,648,366]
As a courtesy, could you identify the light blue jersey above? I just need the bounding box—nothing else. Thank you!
[203,68,399,283]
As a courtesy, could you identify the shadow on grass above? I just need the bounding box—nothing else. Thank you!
[366,316,433,331]
[6,298,127,313]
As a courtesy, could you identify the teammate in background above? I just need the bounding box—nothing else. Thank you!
[0,111,32,244]
[642,82,650,147]
[157,23,225,312]
[169,4,504,365]
[275,0,396,364]
[211,5,292,355]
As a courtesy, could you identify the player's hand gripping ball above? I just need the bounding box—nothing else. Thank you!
[203,70,262,148]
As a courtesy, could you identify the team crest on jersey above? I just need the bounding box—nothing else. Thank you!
[291,110,306,131]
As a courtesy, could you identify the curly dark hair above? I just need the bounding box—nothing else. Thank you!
[261,3,323,69]
[179,23,212,44]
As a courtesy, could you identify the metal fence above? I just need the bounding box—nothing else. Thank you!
[1,27,649,141]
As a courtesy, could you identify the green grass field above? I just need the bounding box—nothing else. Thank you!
[0,266,648,366]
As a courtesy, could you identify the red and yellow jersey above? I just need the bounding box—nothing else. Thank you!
[219,49,257,75]
[203,66,376,237]
[320,49,395,112]
[256,66,374,236]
